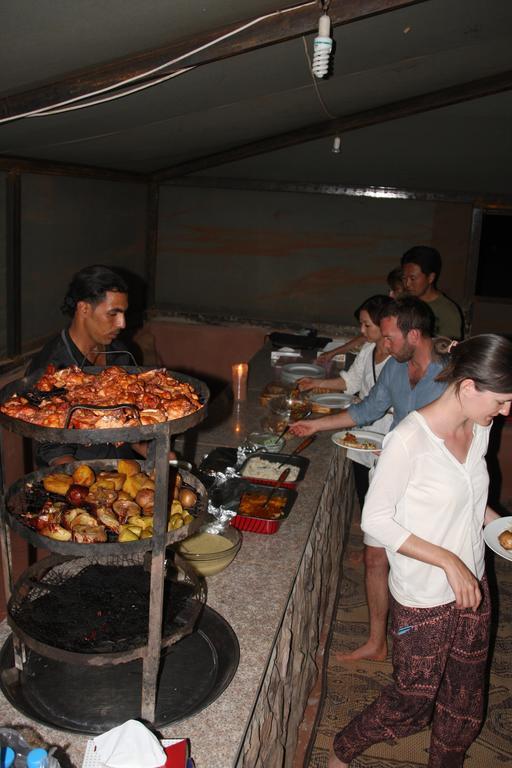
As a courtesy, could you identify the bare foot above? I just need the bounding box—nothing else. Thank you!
[328,750,349,767]
[335,639,387,662]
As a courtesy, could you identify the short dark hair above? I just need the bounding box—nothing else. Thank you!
[355,294,393,325]
[61,265,128,316]
[436,334,512,394]
[401,246,442,285]
[386,266,403,292]
[380,296,435,338]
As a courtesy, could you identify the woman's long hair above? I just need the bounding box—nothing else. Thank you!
[436,334,512,394]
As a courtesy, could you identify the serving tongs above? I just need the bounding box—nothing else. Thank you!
[64,402,141,428]
[24,385,68,406]
[261,467,291,514]
[278,434,316,468]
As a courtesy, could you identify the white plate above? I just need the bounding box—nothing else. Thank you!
[308,392,353,409]
[331,429,384,452]
[483,516,512,561]
[281,363,324,384]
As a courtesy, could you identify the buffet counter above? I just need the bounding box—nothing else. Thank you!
[0,344,357,768]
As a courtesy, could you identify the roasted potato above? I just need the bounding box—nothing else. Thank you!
[117,459,141,477]
[72,464,95,487]
[43,473,74,496]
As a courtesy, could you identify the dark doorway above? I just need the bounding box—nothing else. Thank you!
[476,212,512,298]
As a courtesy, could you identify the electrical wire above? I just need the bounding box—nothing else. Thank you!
[0,1,316,125]
[28,67,194,116]
[302,36,337,120]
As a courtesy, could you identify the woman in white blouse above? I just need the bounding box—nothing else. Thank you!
[329,334,512,768]
[299,294,393,501]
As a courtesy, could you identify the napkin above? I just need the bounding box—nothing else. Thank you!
[93,720,166,768]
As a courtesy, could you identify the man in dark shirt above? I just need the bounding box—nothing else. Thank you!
[27,264,146,466]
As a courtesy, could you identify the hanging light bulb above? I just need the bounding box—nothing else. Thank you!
[332,135,341,154]
[312,13,333,78]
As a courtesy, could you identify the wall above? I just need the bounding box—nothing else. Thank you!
[17,174,147,351]
[143,318,269,392]
[0,173,7,358]
[157,184,472,326]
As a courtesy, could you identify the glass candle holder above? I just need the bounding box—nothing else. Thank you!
[231,362,248,401]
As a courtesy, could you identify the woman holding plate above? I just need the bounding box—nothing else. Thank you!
[329,333,512,768]
[298,294,393,505]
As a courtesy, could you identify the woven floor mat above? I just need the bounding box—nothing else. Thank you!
[307,519,512,767]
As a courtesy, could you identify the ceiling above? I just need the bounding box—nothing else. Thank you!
[1,0,512,194]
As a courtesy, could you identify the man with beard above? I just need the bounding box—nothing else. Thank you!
[290,297,447,661]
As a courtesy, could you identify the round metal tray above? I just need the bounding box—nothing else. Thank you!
[0,606,239,734]
[0,366,209,441]
[4,461,207,556]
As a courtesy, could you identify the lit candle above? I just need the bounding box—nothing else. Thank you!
[231,362,248,401]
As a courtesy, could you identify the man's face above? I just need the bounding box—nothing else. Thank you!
[81,290,128,346]
[380,316,414,363]
[402,263,434,298]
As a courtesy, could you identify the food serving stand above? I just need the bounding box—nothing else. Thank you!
[0,367,215,728]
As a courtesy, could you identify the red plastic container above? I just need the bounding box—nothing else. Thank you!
[230,482,297,535]
[230,514,282,535]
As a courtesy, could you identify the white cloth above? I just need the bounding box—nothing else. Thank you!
[361,410,490,608]
[93,720,167,768]
[339,342,392,468]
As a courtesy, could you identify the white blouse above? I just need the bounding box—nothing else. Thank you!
[361,410,490,608]
[340,342,392,466]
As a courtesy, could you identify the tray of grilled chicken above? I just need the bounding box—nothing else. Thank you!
[0,364,209,441]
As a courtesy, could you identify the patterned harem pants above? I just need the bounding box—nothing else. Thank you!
[333,575,491,767]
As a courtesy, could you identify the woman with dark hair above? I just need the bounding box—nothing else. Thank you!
[299,294,393,506]
[299,294,392,397]
[329,334,512,768]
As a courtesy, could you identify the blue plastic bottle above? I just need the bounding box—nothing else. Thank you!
[1,746,15,768]
[25,750,48,768]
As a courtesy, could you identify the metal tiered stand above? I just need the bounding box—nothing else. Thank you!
[0,367,221,731]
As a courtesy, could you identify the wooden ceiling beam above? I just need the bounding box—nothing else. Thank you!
[0,0,430,121]
[0,155,146,183]
[153,68,512,180]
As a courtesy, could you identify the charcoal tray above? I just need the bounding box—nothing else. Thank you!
[0,605,239,734]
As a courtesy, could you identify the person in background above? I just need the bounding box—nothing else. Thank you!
[329,334,512,768]
[317,267,404,366]
[401,246,464,339]
[298,295,393,507]
[386,266,405,298]
[26,264,169,466]
[290,297,447,661]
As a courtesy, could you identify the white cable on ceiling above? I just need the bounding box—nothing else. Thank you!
[0,1,316,124]
[28,68,194,116]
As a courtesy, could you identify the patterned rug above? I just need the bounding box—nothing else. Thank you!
[307,518,512,767]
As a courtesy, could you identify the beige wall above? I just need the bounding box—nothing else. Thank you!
[157,184,473,326]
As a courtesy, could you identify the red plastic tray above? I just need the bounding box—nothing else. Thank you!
[230,482,297,535]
